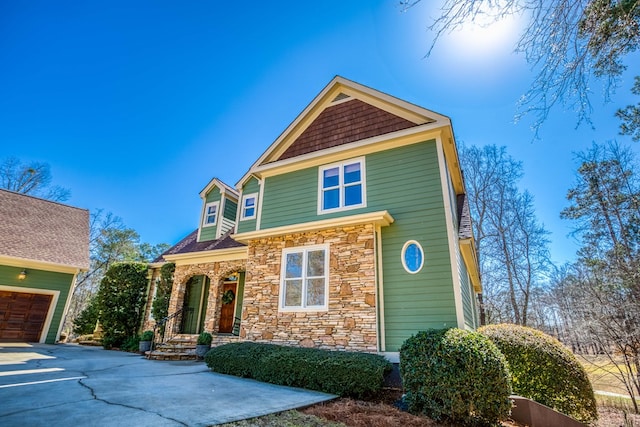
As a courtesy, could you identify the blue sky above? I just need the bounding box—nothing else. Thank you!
[2,1,638,265]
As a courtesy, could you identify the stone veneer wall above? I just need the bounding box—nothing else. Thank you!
[167,260,246,333]
[242,224,378,352]
[141,267,162,332]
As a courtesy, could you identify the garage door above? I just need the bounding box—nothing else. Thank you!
[0,291,52,342]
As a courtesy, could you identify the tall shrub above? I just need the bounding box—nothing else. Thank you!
[72,297,99,335]
[400,328,512,426]
[151,262,174,333]
[96,262,148,348]
[479,324,598,423]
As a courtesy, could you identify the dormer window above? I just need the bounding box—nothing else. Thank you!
[318,158,366,214]
[203,201,219,227]
[240,193,258,220]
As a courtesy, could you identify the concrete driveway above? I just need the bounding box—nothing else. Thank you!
[0,342,335,427]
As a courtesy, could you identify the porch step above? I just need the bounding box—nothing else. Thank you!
[146,335,199,361]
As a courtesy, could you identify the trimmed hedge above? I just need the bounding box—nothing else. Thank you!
[204,342,391,398]
[400,328,512,426]
[479,324,598,423]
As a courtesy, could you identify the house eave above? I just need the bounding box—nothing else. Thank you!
[0,254,86,275]
[232,210,394,243]
[162,246,248,266]
[252,125,448,179]
[459,238,482,293]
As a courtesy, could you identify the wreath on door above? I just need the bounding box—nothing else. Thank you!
[222,289,235,305]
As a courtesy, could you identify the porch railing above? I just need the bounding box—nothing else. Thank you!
[148,307,192,357]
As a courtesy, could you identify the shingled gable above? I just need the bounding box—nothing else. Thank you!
[0,189,89,270]
[277,98,418,160]
[235,76,454,188]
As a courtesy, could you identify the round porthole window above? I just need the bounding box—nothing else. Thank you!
[401,240,424,274]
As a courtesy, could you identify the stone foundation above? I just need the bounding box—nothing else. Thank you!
[242,224,378,352]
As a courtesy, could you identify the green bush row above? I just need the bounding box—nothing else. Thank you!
[204,342,391,398]
[479,324,598,423]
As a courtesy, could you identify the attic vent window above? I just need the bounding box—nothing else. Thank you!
[331,93,351,103]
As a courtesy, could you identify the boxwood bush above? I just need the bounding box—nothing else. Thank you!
[400,328,512,426]
[204,342,391,398]
[479,324,597,423]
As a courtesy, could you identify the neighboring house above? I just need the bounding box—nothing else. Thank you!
[143,76,481,358]
[0,189,89,344]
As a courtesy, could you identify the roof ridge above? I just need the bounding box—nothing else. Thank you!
[0,188,89,212]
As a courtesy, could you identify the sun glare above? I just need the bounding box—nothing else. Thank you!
[438,6,522,62]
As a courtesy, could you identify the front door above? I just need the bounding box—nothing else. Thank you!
[181,276,209,334]
[218,282,236,333]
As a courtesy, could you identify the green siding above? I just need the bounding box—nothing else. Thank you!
[224,198,237,221]
[261,168,318,228]
[257,140,459,352]
[367,143,458,352]
[199,188,222,242]
[0,264,74,344]
[236,178,260,234]
[458,249,477,329]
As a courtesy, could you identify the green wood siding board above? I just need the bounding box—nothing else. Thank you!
[199,225,217,242]
[237,178,260,234]
[243,177,260,194]
[199,188,223,242]
[205,188,222,204]
[0,265,74,344]
[224,198,237,221]
[370,142,458,352]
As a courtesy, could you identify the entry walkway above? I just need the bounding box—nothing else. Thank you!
[0,342,335,426]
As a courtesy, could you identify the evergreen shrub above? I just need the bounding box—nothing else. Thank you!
[400,328,512,426]
[479,324,598,423]
[96,262,148,349]
[197,331,212,345]
[204,342,391,398]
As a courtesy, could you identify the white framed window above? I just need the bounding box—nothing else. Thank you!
[280,244,329,311]
[202,201,219,227]
[318,158,366,214]
[401,240,424,274]
[240,193,258,220]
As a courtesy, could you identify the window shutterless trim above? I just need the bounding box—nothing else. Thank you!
[279,244,330,312]
[202,201,220,227]
[401,240,424,274]
[240,193,258,221]
[317,157,366,215]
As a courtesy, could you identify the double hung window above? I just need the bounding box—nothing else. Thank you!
[240,193,257,220]
[203,201,219,226]
[319,158,365,213]
[280,245,329,311]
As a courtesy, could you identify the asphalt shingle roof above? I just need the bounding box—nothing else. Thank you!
[154,229,246,263]
[0,189,90,269]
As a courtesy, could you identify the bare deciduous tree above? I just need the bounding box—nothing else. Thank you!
[0,156,70,201]
[402,0,640,134]
[461,144,551,325]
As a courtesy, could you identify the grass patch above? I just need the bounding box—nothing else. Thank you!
[579,355,637,397]
[595,393,637,412]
